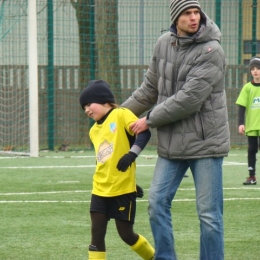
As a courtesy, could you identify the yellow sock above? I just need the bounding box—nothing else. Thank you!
[88,250,106,260]
[130,234,155,260]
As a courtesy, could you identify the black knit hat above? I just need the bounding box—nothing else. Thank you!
[170,0,201,24]
[249,57,260,70]
[79,80,115,109]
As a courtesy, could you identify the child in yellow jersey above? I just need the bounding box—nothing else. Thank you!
[79,79,155,260]
[236,57,260,185]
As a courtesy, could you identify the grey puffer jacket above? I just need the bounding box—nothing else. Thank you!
[122,13,230,159]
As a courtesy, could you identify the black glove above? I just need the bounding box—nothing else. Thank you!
[117,151,137,172]
[136,184,144,198]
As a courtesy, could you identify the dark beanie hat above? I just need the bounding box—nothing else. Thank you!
[170,0,201,24]
[79,80,115,109]
[249,57,260,70]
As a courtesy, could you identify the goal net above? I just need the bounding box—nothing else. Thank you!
[0,0,38,157]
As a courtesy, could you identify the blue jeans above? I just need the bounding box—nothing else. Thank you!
[148,156,224,260]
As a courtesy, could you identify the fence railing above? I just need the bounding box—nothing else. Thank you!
[0,64,251,90]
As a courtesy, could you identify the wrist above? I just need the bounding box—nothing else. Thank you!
[129,151,137,158]
[130,145,141,156]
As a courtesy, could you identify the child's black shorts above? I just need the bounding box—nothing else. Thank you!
[90,192,136,224]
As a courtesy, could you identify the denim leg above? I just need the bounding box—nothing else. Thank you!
[190,157,224,260]
[148,156,188,260]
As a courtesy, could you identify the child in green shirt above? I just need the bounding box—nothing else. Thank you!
[236,57,260,185]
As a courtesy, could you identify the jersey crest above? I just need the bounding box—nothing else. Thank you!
[109,122,117,133]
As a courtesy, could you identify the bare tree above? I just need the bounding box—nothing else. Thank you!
[71,0,121,101]
[95,0,121,102]
[70,0,92,89]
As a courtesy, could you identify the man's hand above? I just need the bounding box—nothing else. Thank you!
[130,117,149,134]
[117,152,137,172]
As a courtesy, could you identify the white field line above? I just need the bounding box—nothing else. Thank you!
[1,187,260,196]
[0,187,260,203]
[1,198,260,203]
[0,155,97,159]
[0,165,96,169]
[0,190,92,195]
[0,161,247,169]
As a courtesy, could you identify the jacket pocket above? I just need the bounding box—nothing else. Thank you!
[198,112,205,140]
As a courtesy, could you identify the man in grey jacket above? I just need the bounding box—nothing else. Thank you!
[121,0,230,259]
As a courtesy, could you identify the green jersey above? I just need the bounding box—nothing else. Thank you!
[236,81,260,134]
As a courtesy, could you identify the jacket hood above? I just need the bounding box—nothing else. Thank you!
[169,12,221,44]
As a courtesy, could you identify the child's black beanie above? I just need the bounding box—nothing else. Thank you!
[79,79,115,109]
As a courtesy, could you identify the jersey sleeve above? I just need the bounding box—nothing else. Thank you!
[236,84,249,107]
[130,129,151,155]
[119,107,151,155]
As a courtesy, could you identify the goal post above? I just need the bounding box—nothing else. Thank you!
[28,0,39,157]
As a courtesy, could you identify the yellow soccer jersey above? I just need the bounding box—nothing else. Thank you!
[89,107,138,197]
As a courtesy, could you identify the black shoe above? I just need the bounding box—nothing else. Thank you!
[243,177,257,185]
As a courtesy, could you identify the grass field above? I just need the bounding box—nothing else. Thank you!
[0,148,260,260]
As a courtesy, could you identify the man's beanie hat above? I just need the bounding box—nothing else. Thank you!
[79,79,115,109]
[170,0,201,24]
[249,57,260,70]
